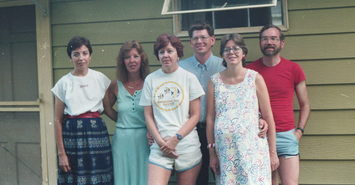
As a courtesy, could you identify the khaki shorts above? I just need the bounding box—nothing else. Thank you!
[149,141,202,172]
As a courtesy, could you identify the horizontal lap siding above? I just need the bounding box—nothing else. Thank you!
[288,0,355,10]
[299,60,355,85]
[51,0,166,24]
[51,0,355,184]
[300,161,355,184]
[300,136,355,160]
[288,7,355,35]
[303,85,355,110]
[296,110,355,135]
[52,19,172,46]
[285,1,355,184]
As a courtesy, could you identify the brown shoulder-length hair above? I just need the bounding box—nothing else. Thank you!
[219,33,248,67]
[153,33,184,60]
[117,40,150,82]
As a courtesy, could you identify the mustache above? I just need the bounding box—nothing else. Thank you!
[264,45,275,49]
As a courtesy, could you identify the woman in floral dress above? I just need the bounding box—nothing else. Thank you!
[206,33,278,185]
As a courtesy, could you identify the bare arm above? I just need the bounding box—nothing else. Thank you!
[206,80,220,174]
[206,80,216,147]
[163,98,201,153]
[103,81,118,121]
[143,106,178,158]
[54,97,71,172]
[294,80,310,139]
[177,98,201,137]
[256,74,279,171]
[143,106,165,147]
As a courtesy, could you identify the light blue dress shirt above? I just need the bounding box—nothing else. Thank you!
[179,54,225,123]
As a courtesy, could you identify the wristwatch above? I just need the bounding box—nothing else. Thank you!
[176,133,183,141]
[296,127,304,134]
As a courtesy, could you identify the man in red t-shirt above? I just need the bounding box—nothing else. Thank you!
[247,25,310,185]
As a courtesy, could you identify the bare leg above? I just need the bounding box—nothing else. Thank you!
[272,170,279,185]
[177,163,201,185]
[278,156,299,185]
[148,164,172,185]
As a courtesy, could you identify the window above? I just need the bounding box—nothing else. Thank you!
[162,0,277,14]
[164,0,287,36]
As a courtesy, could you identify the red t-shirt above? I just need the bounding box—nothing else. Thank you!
[247,57,306,132]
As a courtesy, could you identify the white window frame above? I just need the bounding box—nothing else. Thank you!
[168,0,288,36]
[162,0,277,15]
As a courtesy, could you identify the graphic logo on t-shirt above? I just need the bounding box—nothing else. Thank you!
[154,81,184,111]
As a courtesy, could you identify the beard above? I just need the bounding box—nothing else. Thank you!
[261,45,282,56]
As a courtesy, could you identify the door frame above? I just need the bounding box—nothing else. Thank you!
[0,1,55,185]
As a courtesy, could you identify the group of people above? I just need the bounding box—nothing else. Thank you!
[52,23,310,185]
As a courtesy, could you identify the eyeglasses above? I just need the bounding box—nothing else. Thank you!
[260,36,280,43]
[191,36,210,42]
[223,46,242,54]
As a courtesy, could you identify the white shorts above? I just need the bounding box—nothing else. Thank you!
[149,130,202,172]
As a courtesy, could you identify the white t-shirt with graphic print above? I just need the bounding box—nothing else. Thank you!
[140,67,205,138]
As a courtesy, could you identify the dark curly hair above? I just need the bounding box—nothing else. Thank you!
[66,36,93,58]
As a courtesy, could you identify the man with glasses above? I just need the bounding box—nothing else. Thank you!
[179,23,225,185]
[247,25,310,185]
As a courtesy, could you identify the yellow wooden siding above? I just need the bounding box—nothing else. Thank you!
[288,7,355,35]
[300,136,355,160]
[52,19,172,46]
[295,110,355,135]
[51,0,166,24]
[304,85,355,110]
[288,0,355,10]
[283,33,355,59]
[286,2,355,184]
[299,60,355,85]
[300,161,355,184]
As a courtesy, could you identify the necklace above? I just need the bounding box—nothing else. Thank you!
[125,80,142,90]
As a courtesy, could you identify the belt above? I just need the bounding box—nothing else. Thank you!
[65,111,100,119]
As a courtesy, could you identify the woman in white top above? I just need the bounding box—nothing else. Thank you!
[51,36,113,185]
[139,33,205,185]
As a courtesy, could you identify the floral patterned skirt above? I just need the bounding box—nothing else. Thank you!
[58,117,113,185]
[214,117,271,185]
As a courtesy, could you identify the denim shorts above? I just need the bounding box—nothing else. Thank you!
[276,129,299,157]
